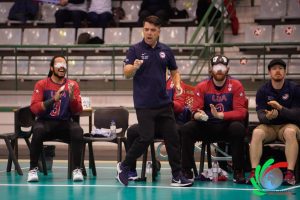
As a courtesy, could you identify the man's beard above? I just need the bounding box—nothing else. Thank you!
[212,73,226,82]
[53,70,65,79]
[272,74,284,82]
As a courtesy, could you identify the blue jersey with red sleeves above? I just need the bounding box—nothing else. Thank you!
[30,77,82,121]
[192,76,247,123]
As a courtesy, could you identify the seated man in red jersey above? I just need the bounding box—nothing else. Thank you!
[28,55,84,182]
[180,55,248,183]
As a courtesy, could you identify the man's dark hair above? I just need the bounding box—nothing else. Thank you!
[48,55,66,77]
[143,15,162,27]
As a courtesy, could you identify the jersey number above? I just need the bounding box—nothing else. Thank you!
[50,100,61,117]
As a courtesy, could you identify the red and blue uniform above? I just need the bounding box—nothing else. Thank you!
[30,77,82,121]
[192,76,247,123]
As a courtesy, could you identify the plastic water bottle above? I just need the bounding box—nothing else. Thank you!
[110,120,116,138]
[212,161,219,182]
[146,161,152,182]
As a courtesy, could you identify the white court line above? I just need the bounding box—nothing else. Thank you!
[0,183,299,193]
[0,166,170,172]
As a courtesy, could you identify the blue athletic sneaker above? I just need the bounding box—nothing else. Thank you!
[128,169,139,181]
[171,173,193,187]
[117,162,129,186]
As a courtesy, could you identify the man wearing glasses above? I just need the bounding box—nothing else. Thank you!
[180,55,248,183]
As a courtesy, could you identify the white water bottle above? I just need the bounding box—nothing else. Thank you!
[110,120,116,138]
[146,161,152,182]
[212,161,219,182]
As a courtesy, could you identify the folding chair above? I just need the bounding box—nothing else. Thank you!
[82,107,128,176]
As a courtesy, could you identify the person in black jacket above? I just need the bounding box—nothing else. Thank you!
[138,0,171,25]
[55,0,87,28]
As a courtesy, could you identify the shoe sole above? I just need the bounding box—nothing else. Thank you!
[170,182,193,187]
[128,176,139,181]
[117,163,128,186]
[73,177,84,182]
[27,178,39,182]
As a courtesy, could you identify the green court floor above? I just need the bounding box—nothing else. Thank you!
[0,160,299,200]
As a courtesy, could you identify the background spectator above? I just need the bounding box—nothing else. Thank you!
[87,0,113,28]
[138,0,172,25]
[55,0,87,28]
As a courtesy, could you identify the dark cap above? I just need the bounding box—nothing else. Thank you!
[268,59,286,70]
[210,55,229,66]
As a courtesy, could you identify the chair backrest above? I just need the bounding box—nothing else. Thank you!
[130,27,143,44]
[14,106,35,138]
[94,107,129,137]
[274,25,300,43]
[49,28,75,45]
[67,56,84,76]
[258,0,287,19]
[159,27,186,44]
[29,56,52,77]
[104,28,130,45]
[0,2,13,23]
[85,56,113,79]
[186,26,214,44]
[245,25,272,43]
[22,28,49,45]
[1,56,29,75]
[0,28,22,45]
[287,0,300,18]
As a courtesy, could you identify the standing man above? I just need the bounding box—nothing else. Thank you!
[117,15,193,187]
[248,59,300,185]
[28,55,84,182]
[180,55,248,183]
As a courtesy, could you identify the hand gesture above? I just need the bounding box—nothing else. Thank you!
[175,85,183,96]
[265,109,278,120]
[54,85,65,101]
[194,110,208,121]
[210,104,224,119]
[133,59,143,70]
[267,100,282,110]
[68,83,74,100]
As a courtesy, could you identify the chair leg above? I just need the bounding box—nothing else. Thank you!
[140,148,148,181]
[88,142,97,176]
[40,147,48,176]
[199,142,206,173]
[6,139,15,172]
[117,137,122,162]
[207,143,212,168]
[81,143,87,177]
[68,144,72,179]
[4,138,23,175]
[150,142,157,181]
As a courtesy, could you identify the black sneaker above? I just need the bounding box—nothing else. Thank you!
[171,173,193,187]
[233,170,246,184]
[183,170,194,182]
[117,162,129,186]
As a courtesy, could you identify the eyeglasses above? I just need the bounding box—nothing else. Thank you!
[211,55,229,66]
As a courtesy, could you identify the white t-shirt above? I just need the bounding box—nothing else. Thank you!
[64,1,88,12]
[88,0,112,14]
